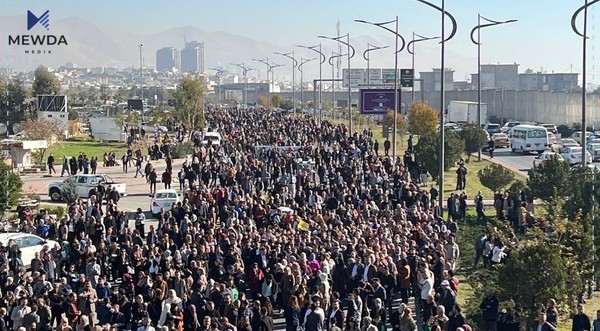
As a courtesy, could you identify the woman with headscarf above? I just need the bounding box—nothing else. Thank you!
[184,304,200,331]
[158,289,183,327]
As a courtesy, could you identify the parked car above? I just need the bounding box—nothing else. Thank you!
[551,138,579,153]
[492,133,510,148]
[150,189,180,216]
[484,123,502,135]
[587,143,600,161]
[533,151,564,167]
[560,146,593,165]
[501,121,520,133]
[0,233,58,269]
[570,131,593,144]
[540,123,558,134]
[48,174,127,202]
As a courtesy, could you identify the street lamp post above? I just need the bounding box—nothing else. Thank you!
[413,0,458,210]
[355,17,406,161]
[298,45,326,123]
[139,44,143,104]
[407,33,440,104]
[274,52,298,114]
[329,52,346,119]
[572,0,600,167]
[298,58,316,110]
[363,44,389,87]
[319,34,356,134]
[209,67,226,102]
[232,63,254,110]
[471,15,517,161]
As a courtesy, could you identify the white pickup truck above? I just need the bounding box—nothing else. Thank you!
[48,174,127,202]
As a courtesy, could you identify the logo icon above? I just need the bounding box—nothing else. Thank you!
[27,10,50,31]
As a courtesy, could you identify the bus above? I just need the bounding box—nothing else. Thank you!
[509,124,549,154]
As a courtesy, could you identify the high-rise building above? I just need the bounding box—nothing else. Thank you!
[180,41,205,74]
[156,47,180,72]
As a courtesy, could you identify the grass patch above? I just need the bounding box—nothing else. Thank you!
[441,158,527,198]
[47,140,128,160]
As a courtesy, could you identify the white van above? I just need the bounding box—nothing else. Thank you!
[202,132,222,146]
[509,124,549,154]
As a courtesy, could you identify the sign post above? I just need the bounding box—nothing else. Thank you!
[400,69,414,88]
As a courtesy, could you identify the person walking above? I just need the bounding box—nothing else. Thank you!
[456,164,467,190]
[479,289,499,331]
[135,208,145,239]
[162,170,172,189]
[488,139,496,158]
[61,156,69,177]
[47,154,56,175]
[384,139,391,157]
[134,158,144,178]
[148,169,157,196]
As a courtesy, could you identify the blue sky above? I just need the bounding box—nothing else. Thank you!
[3,0,600,82]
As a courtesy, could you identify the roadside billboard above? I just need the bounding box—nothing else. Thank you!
[360,89,400,114]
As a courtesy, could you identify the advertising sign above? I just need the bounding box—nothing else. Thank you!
[360,89,400,114]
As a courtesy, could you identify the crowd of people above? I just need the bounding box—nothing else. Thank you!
[19,108,476,331]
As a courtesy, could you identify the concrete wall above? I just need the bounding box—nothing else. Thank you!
[278,89,600,127]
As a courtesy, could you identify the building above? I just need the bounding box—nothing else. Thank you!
[36,95,69,137]
[156,47,180,72]
[419,68,454,92]
[519,70,579,92]
[470,64,519,90]
[180,41,205,74]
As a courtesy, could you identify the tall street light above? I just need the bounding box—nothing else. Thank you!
[363,44,389,87]
[329,52,346,119]
[298,57,316,109]
[355,17,406,161]
[209,67,226,102]
[231,63,254,110]
[138,44,144,105]
[298,45,326,123]
[319,34,356,134]
[572,0,600,167]
[407,33,440,103]
[274,52,298,114]
[471,15,517,161]
[414,0,458,210]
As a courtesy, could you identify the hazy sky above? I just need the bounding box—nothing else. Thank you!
[3,0,600,83]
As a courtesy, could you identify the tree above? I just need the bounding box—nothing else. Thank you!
[498,241,568,323]
[32,66,60,96]
[68,109,78,120]
[0,162,22,211]
[459,124,489,162]
[414,130,465,181]
[20,118,64,163]
[61,177,79,203]
[257,96,269,108]
[478,164,515,193]
[408,102,438,135]
[527,156,571,201]
[173,76,206,136]
[271,94,282,108]
[0,77,27,129]
[383,111,407,144]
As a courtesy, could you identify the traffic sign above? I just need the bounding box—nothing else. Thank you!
[400,69,414,88]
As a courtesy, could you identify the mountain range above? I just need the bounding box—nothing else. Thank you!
[0,15,475,80]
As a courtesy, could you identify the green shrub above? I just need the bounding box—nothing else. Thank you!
[61,178,79,203]
[42,205,66,219]
[171,142,194,159]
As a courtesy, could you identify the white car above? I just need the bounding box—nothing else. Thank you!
[0,233,58,269]
[48,174,127,202]
[150,189,180,216]
[587,143,600,161]
[202,132,222,146]
[570,131,593,144]
[533,151,564,167]
[560,146,593,165]
[501,121,520,133]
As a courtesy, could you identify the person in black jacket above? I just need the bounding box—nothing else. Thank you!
[532,312,557,331]
[480,289,499,331]
[448,304,466,331]
[572,303,592,331]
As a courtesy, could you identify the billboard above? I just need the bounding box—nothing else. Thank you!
[400,69,414,88]
[360,89,400,114]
